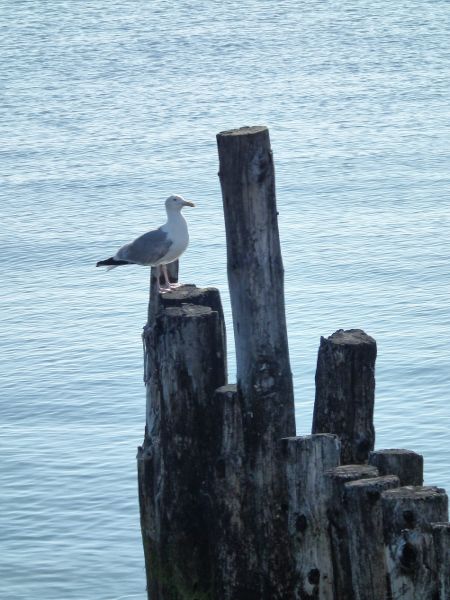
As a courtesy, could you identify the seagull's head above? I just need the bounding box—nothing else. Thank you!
[165,194,195,212]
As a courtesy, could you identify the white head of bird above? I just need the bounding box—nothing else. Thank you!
[165,195,195,213]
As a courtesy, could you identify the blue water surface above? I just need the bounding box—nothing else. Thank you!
[1,1,449,598]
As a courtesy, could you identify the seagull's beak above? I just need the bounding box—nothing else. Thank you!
[182,200,195,207]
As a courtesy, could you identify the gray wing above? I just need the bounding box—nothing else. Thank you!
[115,227,172,265]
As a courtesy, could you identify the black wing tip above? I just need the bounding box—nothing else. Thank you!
[96,258,130,267]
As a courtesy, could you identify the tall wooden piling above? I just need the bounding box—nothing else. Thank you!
[217,125,296,597]
[138,285,227,599]
[313,329,377,464]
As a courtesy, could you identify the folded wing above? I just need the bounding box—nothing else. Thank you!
[116,227,172,266]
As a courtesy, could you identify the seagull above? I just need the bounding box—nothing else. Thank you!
[96,194,195,292]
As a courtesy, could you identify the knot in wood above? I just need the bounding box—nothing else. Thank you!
[399,540,418,573]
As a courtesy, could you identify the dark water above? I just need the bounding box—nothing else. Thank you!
[2,1,449,598]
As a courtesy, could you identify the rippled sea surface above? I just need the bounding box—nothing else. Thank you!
[2,1,449,598]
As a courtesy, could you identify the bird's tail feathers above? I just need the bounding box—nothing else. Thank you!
[96,257,131,269]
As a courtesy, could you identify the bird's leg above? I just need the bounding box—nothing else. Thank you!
[155,265,162,293]
[161,264,184,290]
[155,266,168,294]
[164,263,183,289]
[160,264,172,292]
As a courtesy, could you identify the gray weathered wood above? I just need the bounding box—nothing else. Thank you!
[207,384,247,600]
[369,448,423,486]
[431,521,450,599]
[343,475,400,600]
[281,434,340,600]
[382,486,449,600]
[216,125,295,435]
[325,464,379,599]
[217,125,296,597]
[313,329,377,464]
[138,287,227,600]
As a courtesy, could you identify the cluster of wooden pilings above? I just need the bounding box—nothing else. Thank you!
[137,126,449,600]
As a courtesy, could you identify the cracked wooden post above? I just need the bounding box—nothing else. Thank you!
[281,434,340,600]
[138,285,227,600]
[217,125,296,597]
[382,486,449,599]
[343,475,400,599]
[431,521,450,598]
[312,329,377,464]
[325,464,379,599]
[208,384,246,599]
[369,448,424,486]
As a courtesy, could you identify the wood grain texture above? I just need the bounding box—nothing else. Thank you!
[382,486,449,600]
[369,448,424,486]
[313,329,377,464]
[216,125,296,598]
[325,464,380,599]
[431,521,450,599]
[343,475,400,600]
[282,434,340,600]
[139,286,227,600]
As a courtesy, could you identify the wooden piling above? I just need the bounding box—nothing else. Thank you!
[431,521,450,599]
[369,448,424,486]
[138,286,227,600]
[325,464,379,599]
[313,329,377,464]
[217,125,296,597]
[382,486,449,599]
[281,434,340,600]
[207,384,247,600]
[343,475,400,599]
[135,127,449,600]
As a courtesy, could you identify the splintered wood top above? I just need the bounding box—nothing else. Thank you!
[218,125,268,137]
[327,328,376,345]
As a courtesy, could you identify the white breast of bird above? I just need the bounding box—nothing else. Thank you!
[159,218,189,265]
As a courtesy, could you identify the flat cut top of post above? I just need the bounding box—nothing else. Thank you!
[165,305,212,318]
[382,485,447,499]
[327,464,379,482]
[345,475,399,490]
[282,433,339,443]
[371,448,421,456]
[218,125,268,137]
[326,329,376,346]
[159,285,213,304]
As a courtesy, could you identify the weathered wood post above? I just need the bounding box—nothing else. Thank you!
[135,131,450,600]
[431,521,450,598]
[382,486,449,599]
[138,283,227,599]
[343,475,400,599]
[325,464,380,599]
[369,448,424,486]
[313,329,377,464]
[217,126,296,597]
[281,434,340,599]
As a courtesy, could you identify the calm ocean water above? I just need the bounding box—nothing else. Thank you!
[1,1,449,598]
